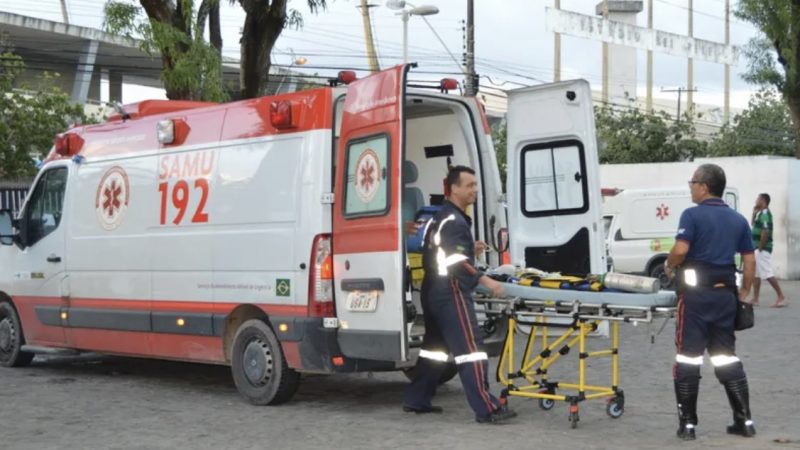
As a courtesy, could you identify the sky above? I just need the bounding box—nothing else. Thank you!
[0,0,764,111]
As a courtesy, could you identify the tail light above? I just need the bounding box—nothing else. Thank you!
[270,100,295,129]
[308,233,335,317]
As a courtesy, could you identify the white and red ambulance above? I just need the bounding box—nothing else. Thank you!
[0,65,605,405]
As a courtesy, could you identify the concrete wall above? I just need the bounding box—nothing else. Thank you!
[600,156,799,279]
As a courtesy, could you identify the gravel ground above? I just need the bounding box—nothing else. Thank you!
[2,282,799,450]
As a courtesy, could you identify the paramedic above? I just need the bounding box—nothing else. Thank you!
[403,165,516,424]
[664,163,756,440]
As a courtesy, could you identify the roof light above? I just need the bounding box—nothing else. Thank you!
[157,120,175,144]
[157,118,191,145]
[440,78,459,93]
[54,132,84,156]
[338,71,357,85]
[270,101,295,129]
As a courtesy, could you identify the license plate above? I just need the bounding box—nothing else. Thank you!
[346,291,378,312]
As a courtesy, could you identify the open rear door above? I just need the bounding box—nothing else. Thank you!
[333,65,411,361]
[506,80,606,276]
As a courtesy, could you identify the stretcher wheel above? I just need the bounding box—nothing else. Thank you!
[538,389,555,410]
[606,399,624,418]
[568,403,579,429]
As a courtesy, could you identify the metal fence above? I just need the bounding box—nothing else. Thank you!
[0,187,29,216]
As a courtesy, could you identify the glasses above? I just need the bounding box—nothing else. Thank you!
[687,179,704,185]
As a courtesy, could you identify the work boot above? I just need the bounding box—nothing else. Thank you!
[476,407,518,424]
[723,377,756,437]
[674,379,699,440]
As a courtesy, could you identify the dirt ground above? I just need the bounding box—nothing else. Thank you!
[2,282,799,450]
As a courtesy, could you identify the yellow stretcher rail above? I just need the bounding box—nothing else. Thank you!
[480,296,674,429]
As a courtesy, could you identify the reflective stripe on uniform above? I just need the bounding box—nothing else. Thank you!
[436,248,468,276]
[683,269,698,287]
[454,351,488,364]
[710,355,740,367]
[433,214,456,246]
[675,354,704,365]
[419,349,449,362]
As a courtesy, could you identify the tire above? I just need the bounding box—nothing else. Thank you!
[606,399,624,418]
[403,361,458,385]
[648,261,673,290]
[0,300,35,368]
[230,319,299,405]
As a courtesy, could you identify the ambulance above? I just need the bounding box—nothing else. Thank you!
[602,187,740,286]
[0,65,605,405]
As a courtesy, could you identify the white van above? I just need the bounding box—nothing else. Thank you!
[0,65,604,405]
[602,187,739,284]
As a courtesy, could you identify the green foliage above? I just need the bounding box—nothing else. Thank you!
[595,102,707,164]
[0,53,92,180]
[708,89,796,157]
[103,0,227,102]
[491,123,507,189]
[736,0,800,157]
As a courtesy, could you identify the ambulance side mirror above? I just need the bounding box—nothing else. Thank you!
[0,209,16,246]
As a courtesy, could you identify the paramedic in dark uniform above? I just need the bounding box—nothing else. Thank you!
[403,165,517,424]
[665,163,756,440]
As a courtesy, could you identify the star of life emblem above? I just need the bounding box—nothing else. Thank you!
[354,149,381,203]
[95,166,130,231]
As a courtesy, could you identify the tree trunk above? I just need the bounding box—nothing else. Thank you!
[141,0,193,100]
[209,2,222,53]
[239,0,287,99]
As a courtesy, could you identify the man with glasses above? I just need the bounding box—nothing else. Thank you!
[664,164,757,440]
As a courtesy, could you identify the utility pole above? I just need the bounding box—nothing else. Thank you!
[662,87,698,124]
[646,0,653,111]
[465,0,477,96]
[687,0,694,112]
[601,0,609,103]
[724,0,731,123]
[554,0,561,82]
[60,0,70,24]
[358,0,380,73]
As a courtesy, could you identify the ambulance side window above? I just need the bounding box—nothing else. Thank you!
[22,167,67,246]
[343,134,390,218]
[520,141,588,217]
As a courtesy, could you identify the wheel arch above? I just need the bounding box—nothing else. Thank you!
[645,253,669,275]
[221,304,271,363]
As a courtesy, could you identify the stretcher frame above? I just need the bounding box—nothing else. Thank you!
[478,296,676,429]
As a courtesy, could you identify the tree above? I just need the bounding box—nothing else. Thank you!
[594,102,707,164]
[103,0,226,101]
[232,0,327,99]
[0,53,93,179]
[104,0,328,101]
[708,89,796,157]
[736,1,800,158]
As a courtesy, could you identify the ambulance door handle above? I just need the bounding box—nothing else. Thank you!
[47,254,62,263]
[574,172,582,182]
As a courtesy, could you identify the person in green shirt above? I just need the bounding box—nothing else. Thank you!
[750,193,787,308]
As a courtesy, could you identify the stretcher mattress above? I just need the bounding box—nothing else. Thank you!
[478,283,678,308]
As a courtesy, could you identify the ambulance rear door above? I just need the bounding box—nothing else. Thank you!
[332,65,411,361]
[506,80,606,275]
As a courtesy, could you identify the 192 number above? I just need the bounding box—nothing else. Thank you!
[158,179,209,225]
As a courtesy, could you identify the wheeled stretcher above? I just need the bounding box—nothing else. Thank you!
[476,283,677,429]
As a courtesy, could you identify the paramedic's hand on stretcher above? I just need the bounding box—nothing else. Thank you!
[405,220,421,236]
[479,275,505,298]
[474,240,488,256]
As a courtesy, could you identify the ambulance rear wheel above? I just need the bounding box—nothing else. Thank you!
[649,262,672,290]
[403,362,458,385]
[0,300,34,368]
[231,319,299,405]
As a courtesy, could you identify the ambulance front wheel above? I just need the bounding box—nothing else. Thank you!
[0,299,35,368]
[231,319,300,405]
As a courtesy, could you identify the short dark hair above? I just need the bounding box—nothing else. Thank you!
[695,163,726,197]
[759,193,771,206]
[446,165,476,190]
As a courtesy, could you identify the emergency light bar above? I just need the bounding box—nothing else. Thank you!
[54,132,84,156]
